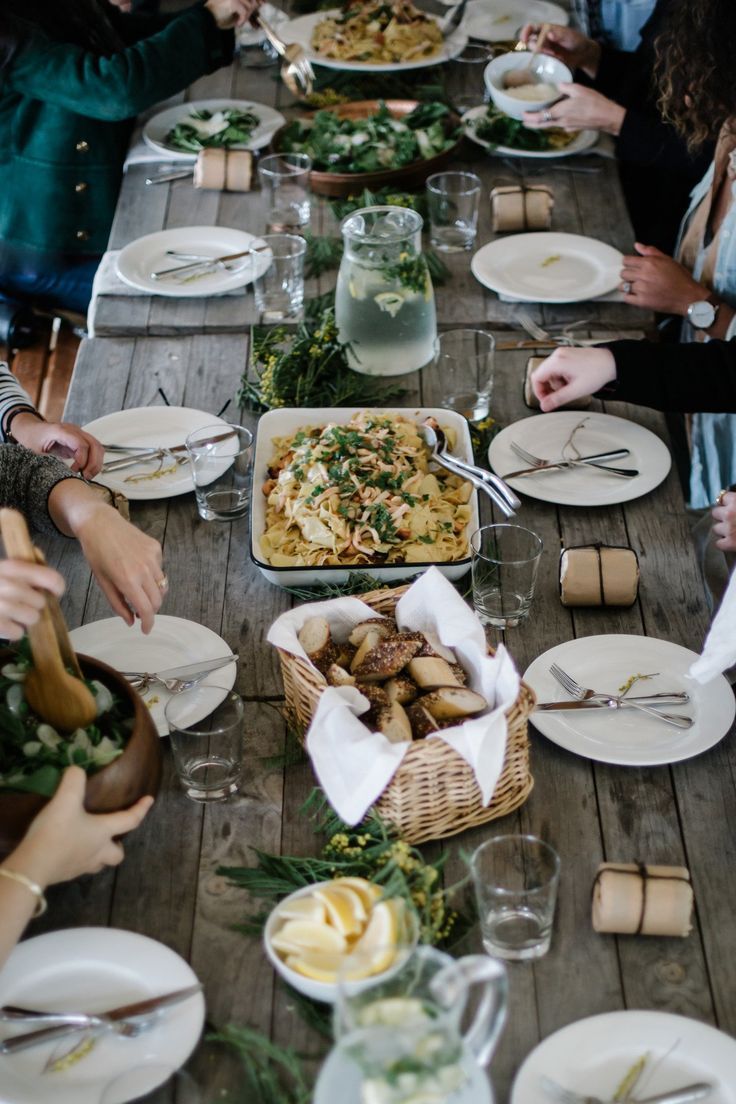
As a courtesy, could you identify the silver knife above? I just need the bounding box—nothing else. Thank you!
[120,654,238,681]
[151,245,267,280]
[102,428,236,473]
[502,449,635,480]
[0,984,202,1055]
[536,693,690,711]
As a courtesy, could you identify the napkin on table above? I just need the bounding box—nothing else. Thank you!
[267,567,521,825]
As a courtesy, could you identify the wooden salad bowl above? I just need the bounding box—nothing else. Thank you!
[270,99,464,198]
[0,651,162,856]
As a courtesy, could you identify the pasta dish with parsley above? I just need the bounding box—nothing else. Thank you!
[311,1,444,65]
[260,412,473,567]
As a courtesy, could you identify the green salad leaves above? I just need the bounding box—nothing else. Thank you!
[165,108,260,153]
[278,101,456,173]
[471,105,576,153]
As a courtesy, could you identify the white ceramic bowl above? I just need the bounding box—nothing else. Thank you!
[484,52,572,121]
[263,882,416,1004]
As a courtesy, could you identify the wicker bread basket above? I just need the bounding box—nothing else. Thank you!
[276,586,535,844]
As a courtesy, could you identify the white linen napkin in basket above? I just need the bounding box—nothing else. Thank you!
[267,568,521,825]
[688,567,736,682]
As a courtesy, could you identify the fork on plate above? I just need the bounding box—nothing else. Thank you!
[541,1074,713,1104]
[515,308,609,347]
[510,440,638,479]
[549,663,694,730]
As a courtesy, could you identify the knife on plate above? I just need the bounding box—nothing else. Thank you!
[119,654,238,681]
[101,428,236,473]
[536,694,690,711]
[0,984,202,1055]
[502,449,636,480]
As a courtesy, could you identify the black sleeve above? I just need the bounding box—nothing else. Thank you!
[601,338,736,412]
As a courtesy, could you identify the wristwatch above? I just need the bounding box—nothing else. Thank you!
[686,298,719,330]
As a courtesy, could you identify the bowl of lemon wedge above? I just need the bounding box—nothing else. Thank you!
[264,877,416,1003]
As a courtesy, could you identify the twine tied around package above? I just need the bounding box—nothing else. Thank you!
[490,184,554,232]
[591,862,693,937]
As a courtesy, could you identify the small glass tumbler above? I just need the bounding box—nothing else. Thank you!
[258,152,312,231]
[470,524,543,629]
[471,834,561,961]
[165,687,244,803]
[447,43,494,114]
[253,233,307,321]
[185,423,253,522]
[434,328,495,422]
[426,172,482,253]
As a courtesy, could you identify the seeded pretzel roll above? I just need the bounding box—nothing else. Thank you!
[377,701,413,744]
[350,628,384,672]
[385,675,419,705]
[406,702,441,739]
[408,657,462,690]
[326,663,356,687]
[421,687,487,721]
[352,638,423,683]
[348,619,396,647]
[298,616,335,673]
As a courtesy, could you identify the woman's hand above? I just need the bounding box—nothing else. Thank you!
[620,242,706,314]
[205,0,261,29]
[10,767,154,887]
[107,0,133,10]
[9,413,104,479]
[712,492,736,551]
[524,84,626,135]
[0,559,65,641]
[75,508,165,634]
[531,347,617,411]
[520,22,601,77]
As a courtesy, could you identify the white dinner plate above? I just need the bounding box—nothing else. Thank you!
[488,412,672,506]
[523,635,735,766]
[84,406,233,501]
[465,0,568,42]
[142,98,286,161]
[511,1011,736,1103]
[471,232,622,303]
[314,1041,492,1104]
[0,928,205,1104]
[278,9,468,71]
[69,615,237,736]
[116,226,270,297]
[462,105,599,158]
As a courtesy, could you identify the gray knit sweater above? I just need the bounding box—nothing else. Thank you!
[0,444,78,535]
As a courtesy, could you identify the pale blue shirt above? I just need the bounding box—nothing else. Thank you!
[599,0,657,50]
[675,162,736,508]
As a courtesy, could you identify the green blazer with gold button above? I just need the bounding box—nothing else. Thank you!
[0,4,233,257]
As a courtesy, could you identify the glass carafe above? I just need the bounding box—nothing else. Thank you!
[336,206,437,377]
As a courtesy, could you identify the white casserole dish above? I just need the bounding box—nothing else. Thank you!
[250,407,479,588]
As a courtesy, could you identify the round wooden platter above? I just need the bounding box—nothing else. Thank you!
[270,99,464,198]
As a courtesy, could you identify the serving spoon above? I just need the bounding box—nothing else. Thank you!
[422,419,521,517]
[0,509,97,731]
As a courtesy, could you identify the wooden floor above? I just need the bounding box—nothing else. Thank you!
[1,317,80,423]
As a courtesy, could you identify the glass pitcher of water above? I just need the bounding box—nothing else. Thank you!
[336,206,437,377]
[320,946,507,1104]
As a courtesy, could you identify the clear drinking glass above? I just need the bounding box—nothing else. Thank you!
[470,835,560,961]
[185,423,253,522]
[257,152,312,231]
[252,233,307,321]
[165,687,244,803]
[426,172,482,253]
[434,329,495,421]
[447,43,494,114]
[470,524,543,628]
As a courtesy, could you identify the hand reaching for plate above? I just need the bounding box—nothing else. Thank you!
[519,22,601,78]
[531,347,617,411]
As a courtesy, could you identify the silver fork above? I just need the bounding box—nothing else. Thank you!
[128,673,208,694]
[549,663,694,729]
[515,308,604,348]
[510,440,638,479]
[257,14,314,97]
[541,1075,713,1104]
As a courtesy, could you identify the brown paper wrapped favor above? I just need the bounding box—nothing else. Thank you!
[560,544,639,607]
[193,148,253,192]
[592,862,693,937]
[524,356,591,410]
[491,184,553,233]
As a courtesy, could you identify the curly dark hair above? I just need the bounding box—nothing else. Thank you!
[655,0,736,150]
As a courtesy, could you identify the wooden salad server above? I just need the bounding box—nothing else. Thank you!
[0,509,97,731]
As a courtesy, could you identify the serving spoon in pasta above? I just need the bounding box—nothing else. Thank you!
[422,420,520,517]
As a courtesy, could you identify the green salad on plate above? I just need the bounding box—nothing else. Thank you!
[165,107,260,153]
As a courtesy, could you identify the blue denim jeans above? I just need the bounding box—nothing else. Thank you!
[0,248,100,315]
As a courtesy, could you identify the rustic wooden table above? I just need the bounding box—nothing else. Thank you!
[29,322,736,1101]
[90,53,653,339]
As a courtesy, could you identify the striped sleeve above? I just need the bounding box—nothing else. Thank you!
[0,362,35,442]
